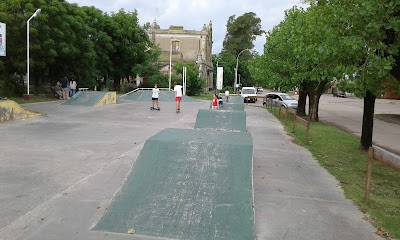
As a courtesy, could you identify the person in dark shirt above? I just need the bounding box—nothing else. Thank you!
[60,77,69,100]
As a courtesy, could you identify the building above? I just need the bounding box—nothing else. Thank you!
[147,20,213,91]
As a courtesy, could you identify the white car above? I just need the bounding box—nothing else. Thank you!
[263,92,298,109]
[241,87,258,103]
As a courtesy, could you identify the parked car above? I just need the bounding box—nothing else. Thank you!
[257,87,264,93]
[263,92,298,109]
[241,87,258,103]
[333,91,346,98]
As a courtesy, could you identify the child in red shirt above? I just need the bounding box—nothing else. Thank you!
[212,94,219,110]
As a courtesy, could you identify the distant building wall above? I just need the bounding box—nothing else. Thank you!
[147,21,213,91]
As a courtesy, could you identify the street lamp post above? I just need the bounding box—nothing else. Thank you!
[26,8,41,96]
[168,37,172,90]
[234,48,251,93]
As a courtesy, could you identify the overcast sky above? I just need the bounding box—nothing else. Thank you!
[67,0,306,54]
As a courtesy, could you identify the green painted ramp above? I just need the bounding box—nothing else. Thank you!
[63,91,115,106]
[213,103,244,111]
[195,109,246,132]
[94,128,254,240]
[227,96,244,104]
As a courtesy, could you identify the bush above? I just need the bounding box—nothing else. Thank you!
[0,75,26,97]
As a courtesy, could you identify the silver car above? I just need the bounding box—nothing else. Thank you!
[263,92,298,109]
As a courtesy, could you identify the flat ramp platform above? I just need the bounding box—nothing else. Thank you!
[218,103,245,111]
[195,109,246,132]
[63,91,116,106]
[226,96,244,104]
[119,90,199,102]
[94,128,254,240]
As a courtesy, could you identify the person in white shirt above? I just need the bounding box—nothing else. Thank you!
[225,90,230,102]
[151,84,160,110]
[69,80,77,96]
[173,82,183,113]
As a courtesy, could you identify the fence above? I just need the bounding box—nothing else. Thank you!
[266,98,311,145]
[365,145,400,202]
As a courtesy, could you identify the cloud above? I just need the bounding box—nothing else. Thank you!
[67,0,306,54]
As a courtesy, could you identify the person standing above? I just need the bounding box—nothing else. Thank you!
[173,82,183,113]
[151,84,160,110]
[225,90,230,102]
[212,94,219,110]
[69,79,77,96]
[60,77,69,100]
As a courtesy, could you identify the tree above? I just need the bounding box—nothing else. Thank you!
[330,0,400,150]
[173,61,204,96]
[108,9,151,91]
[219,12,263,88]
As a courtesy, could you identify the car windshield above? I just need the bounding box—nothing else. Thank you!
[280,95,295,100]
[242,89,255,94]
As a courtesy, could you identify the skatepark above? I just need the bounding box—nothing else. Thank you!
[0,91,381,240]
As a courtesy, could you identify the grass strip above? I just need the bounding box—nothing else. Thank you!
[267,107,400,239]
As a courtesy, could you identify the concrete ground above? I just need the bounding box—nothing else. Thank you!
[0,99,381,240]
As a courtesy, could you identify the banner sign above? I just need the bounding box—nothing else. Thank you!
[216,67,223,90]
[0,22,5,57]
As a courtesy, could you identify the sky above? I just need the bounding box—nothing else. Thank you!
[67,0,306,54]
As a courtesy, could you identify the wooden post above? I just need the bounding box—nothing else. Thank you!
[285,107,288,124]
[365,147,374,203]
[279,104,282,118]
[305,119,310,144]
[293,114,296,132]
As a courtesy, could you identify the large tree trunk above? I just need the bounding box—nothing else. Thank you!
[306,81,326,122]
[113,74,120,92]
[296,81,307,116]
[361,91,376,151]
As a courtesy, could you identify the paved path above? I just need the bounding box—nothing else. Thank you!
[0,100,381,239]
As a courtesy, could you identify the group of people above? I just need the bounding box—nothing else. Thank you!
[211,90,230,110]
[150,81,183,113]
[51,77,77,100]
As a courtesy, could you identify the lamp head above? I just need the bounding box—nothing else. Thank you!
[33,8,41,17]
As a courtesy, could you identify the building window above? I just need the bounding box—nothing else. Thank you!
[172,40,180,52]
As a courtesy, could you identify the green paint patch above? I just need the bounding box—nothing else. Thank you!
[94,128,254,240]
[195,109,246,132]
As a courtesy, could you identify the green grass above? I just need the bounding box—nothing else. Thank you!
[10,95,58,104]
[267,107,400,239]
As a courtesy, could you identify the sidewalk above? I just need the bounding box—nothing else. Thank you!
[246,106,381,240]
[0,101,381,239]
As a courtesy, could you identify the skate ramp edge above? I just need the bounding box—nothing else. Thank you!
[195,109,247,132]
[209,102,245,111]
[95,92,117,106]
[0,100,42,122]
[94,128,255,240]
[63,91,116,106]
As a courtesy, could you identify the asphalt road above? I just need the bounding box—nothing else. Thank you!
[317,94,400,154]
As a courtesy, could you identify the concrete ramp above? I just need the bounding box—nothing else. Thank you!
[0,100,42,122]
[215,103,245,111]
[63,91,116,106]
[94,128,254,240]
[119,90,199,102]
[227,96,244,104]
[195,109,247,132]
